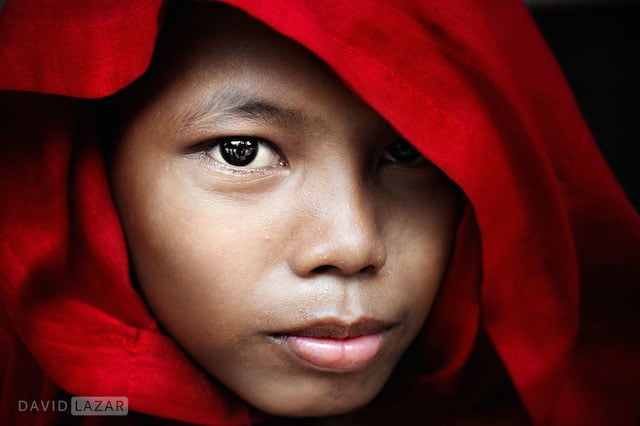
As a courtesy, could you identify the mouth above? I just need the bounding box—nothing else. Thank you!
[270,318,395,372]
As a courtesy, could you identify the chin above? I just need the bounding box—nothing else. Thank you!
[258,400,368,419]
[245,382,381,418]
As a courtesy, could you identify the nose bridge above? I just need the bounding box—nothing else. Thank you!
[323,170,376,242]
[289,162,386,277]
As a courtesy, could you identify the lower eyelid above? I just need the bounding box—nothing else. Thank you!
[199,153,276,176]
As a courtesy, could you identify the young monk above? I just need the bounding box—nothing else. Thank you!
[1,0,638,425]
[108,2,461,420]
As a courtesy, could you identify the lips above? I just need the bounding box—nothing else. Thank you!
[272,319,393,372]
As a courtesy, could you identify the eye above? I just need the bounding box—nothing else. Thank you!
[206,137,285,168]
[382,138,424,163]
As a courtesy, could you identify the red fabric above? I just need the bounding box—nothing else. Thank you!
[1,0,639,425]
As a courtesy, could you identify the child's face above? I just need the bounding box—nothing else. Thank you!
[110,5,459,418]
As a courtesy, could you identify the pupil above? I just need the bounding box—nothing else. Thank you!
[388,139,421,162]
[221,139,258,166]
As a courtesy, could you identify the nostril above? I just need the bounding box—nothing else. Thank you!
[310,264,377,276]
[360,265,376,275]
[311,265,332,274]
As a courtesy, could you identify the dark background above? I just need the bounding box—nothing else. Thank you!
[528,0,639,210]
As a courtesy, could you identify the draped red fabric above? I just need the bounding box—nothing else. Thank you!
[1,0,639,425]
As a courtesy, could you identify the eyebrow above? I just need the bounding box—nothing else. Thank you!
[177,89,311,133]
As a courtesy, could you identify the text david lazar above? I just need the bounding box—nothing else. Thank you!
[18,397,128,416]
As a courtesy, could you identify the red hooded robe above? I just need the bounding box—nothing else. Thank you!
[1,0,639,425]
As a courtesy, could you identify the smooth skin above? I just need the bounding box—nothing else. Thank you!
[109,3,460,419]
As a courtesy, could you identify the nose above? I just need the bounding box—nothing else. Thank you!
[287,171,387,278]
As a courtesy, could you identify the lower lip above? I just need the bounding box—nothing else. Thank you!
[283,333,385,372]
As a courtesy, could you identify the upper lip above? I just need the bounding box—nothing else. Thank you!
[273,318,395,339]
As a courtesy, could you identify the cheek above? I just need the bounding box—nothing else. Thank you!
[381,175,460,330]
[124,193,271,330]
[114,159,316,375]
